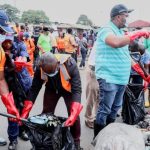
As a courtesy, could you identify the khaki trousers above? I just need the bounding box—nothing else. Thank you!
[84,65,99,127]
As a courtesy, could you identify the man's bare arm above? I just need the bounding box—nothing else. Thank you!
[0,71,9,95]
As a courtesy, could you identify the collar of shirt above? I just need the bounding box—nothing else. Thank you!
[109,21,124,35]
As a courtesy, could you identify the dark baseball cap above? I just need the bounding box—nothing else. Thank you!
[110,4,134,18]
[43,27,49,32]
[0,10,13,33]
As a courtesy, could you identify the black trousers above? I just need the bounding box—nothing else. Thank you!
[42,88,81,143]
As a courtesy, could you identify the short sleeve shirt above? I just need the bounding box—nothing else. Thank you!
[95,21,131,85]
[38,34,52,55]
[144,38,150,53]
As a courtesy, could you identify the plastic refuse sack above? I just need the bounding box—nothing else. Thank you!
[92,123,145,150]
[122,84,146,125]
[24,113,75,150]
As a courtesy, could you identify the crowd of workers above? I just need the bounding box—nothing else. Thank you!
[0,3,150,150]
[0,8,96,150]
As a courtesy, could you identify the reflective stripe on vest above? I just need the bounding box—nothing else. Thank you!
[59,64,71,92]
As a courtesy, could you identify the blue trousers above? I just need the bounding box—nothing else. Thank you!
[8,120,26,142]
[96,78,126,126]
[79,49,87,67]
[8,120,19,142]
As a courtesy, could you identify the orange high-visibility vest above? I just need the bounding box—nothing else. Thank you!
[56,37,65,50]
[24,39,35,62]
[41,54,71,92]
[64,34,75,53]
[0,47,6,71]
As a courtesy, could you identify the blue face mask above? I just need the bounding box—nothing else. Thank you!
[0,34,6,44]
[45,70,59,77]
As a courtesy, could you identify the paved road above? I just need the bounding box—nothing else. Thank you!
[0,65,94,150]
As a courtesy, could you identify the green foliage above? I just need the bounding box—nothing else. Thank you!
[0,4,50,24]
[0,4,20,22]
[21,10,50,24]
[76,14,93,26]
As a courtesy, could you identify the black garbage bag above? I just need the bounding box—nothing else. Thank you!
[24,113,75,150]
[122,84,146,125]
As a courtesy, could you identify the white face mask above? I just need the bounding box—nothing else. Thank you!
[0,34,6,44]
[45,70,59,77]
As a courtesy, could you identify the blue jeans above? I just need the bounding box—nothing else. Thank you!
[96,78,126,126]
[8,120,19,142]
[79,48,87,67]
[7,121,27,142]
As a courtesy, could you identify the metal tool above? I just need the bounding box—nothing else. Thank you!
[0,112,29,123]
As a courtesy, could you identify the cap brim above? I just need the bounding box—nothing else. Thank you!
[119,9,134,14]
[0,25,14,33]
[128,9,134,13]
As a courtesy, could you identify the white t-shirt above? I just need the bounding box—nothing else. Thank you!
[88,43,96,66]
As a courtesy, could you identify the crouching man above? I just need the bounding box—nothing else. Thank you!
[19,52,83,150]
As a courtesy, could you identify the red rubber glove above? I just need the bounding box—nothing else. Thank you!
[14,57,26,72]
[144,81,149,90]
[20,100,33,119]
[65,102,83,127]
[1,92,20,121]
[128,31,150,42]
[14,57,32,72]
[132,63,150,83]
[145,76,150,83]
[19,100,33,125]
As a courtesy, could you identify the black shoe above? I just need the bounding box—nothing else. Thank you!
[0,137,7,146]
[19,131,29,141]
[106,117,115,125]
[75,142,83,150]
[8,141,18,150]
[93,120,105,139]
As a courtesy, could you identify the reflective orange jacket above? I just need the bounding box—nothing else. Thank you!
[56,37,65,50]
[41,54,71,92]
[64,34,76,53]
[0,47,6,71]
[24,39,35,62]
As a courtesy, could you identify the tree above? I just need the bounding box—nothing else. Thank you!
[0,4,20,22]
[21,10,50,24]
[76,14,93,26]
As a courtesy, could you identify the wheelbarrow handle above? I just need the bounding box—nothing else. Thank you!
[0,112,29,123]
